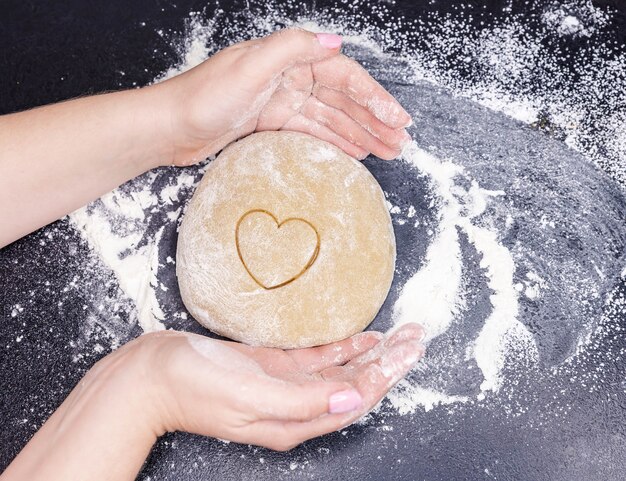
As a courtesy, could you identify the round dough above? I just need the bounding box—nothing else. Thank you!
[176,131,395,348]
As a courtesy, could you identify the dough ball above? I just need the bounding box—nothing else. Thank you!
[176,131,395,348]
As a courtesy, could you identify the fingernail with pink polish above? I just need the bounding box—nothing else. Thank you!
[329,389,362,414]
[316,33,343,49]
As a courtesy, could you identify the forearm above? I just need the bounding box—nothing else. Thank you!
[0,85,172,247]
[1,345,161,481]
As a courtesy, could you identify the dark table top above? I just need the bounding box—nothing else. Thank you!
[2,1,626,480]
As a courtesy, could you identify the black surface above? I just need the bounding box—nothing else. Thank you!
[2,1,626,480]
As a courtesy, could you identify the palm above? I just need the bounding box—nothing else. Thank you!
[228,324,424,405]
[232,331,381,383]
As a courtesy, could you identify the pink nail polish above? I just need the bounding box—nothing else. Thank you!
[316,33,343,49]
[329,389,362,414]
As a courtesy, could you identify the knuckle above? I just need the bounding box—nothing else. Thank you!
[268,27,313,56]
[344,55,366,72]
[232,54,253,74]
[273,27,304,41]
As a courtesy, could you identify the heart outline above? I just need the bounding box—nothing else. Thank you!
[235,209,321,290]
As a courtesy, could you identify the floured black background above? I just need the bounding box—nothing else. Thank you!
[2,1,626,480]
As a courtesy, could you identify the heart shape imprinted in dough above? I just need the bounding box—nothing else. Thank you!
[235,209,320,290]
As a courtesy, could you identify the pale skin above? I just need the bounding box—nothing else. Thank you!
[0,29,425,480]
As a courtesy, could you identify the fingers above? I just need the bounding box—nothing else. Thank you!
[256,87,307,131]
[242,30,411,160]
[312,55,412,129]
[281,114,369,159]
[250,378,360,423]
[245,336,425,452]
[300,96,403,160]
[353,339,425,406]
[246,413,353,451]
[249,28,342,76]
[349,323,425,367]
[321,323,425,380]
[287,330,384,373]
[313,85,411,155]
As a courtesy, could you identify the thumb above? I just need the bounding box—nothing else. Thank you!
[251,378,362,422]
[254,28,342,73]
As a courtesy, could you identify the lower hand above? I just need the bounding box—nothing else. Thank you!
[140,324,425,450]
[1,324,425,481]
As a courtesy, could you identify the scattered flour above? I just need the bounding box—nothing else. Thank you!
[391,142,538,409]
[541,1,609,37]
[66,24,211,336]
[387,380,469,415]
[69,186,166,333]
[392,149,464,342]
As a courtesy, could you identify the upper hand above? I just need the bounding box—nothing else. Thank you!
[153,28,413,166]
[138,324,425,451]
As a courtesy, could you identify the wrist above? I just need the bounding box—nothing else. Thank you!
[140,71,234,168]
[83,338,165,438]
[3,338,165,481]
[129,84,179,169]
[120,331,191,435]
[108,333,175,436]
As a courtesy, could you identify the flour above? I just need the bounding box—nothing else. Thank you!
[541,1,609,37]
[66,18,213,337]
[367,96,410,128]
[69,178,166,334]
[389,142,538,409]
[392,152,464,341]
[154,14,214,82]
[387,380,469,415]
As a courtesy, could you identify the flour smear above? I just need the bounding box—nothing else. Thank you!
[67,0,626,418]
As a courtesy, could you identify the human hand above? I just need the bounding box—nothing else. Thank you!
[144,324,425,451]
[153,28,413,166]
[1,324,424,481]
